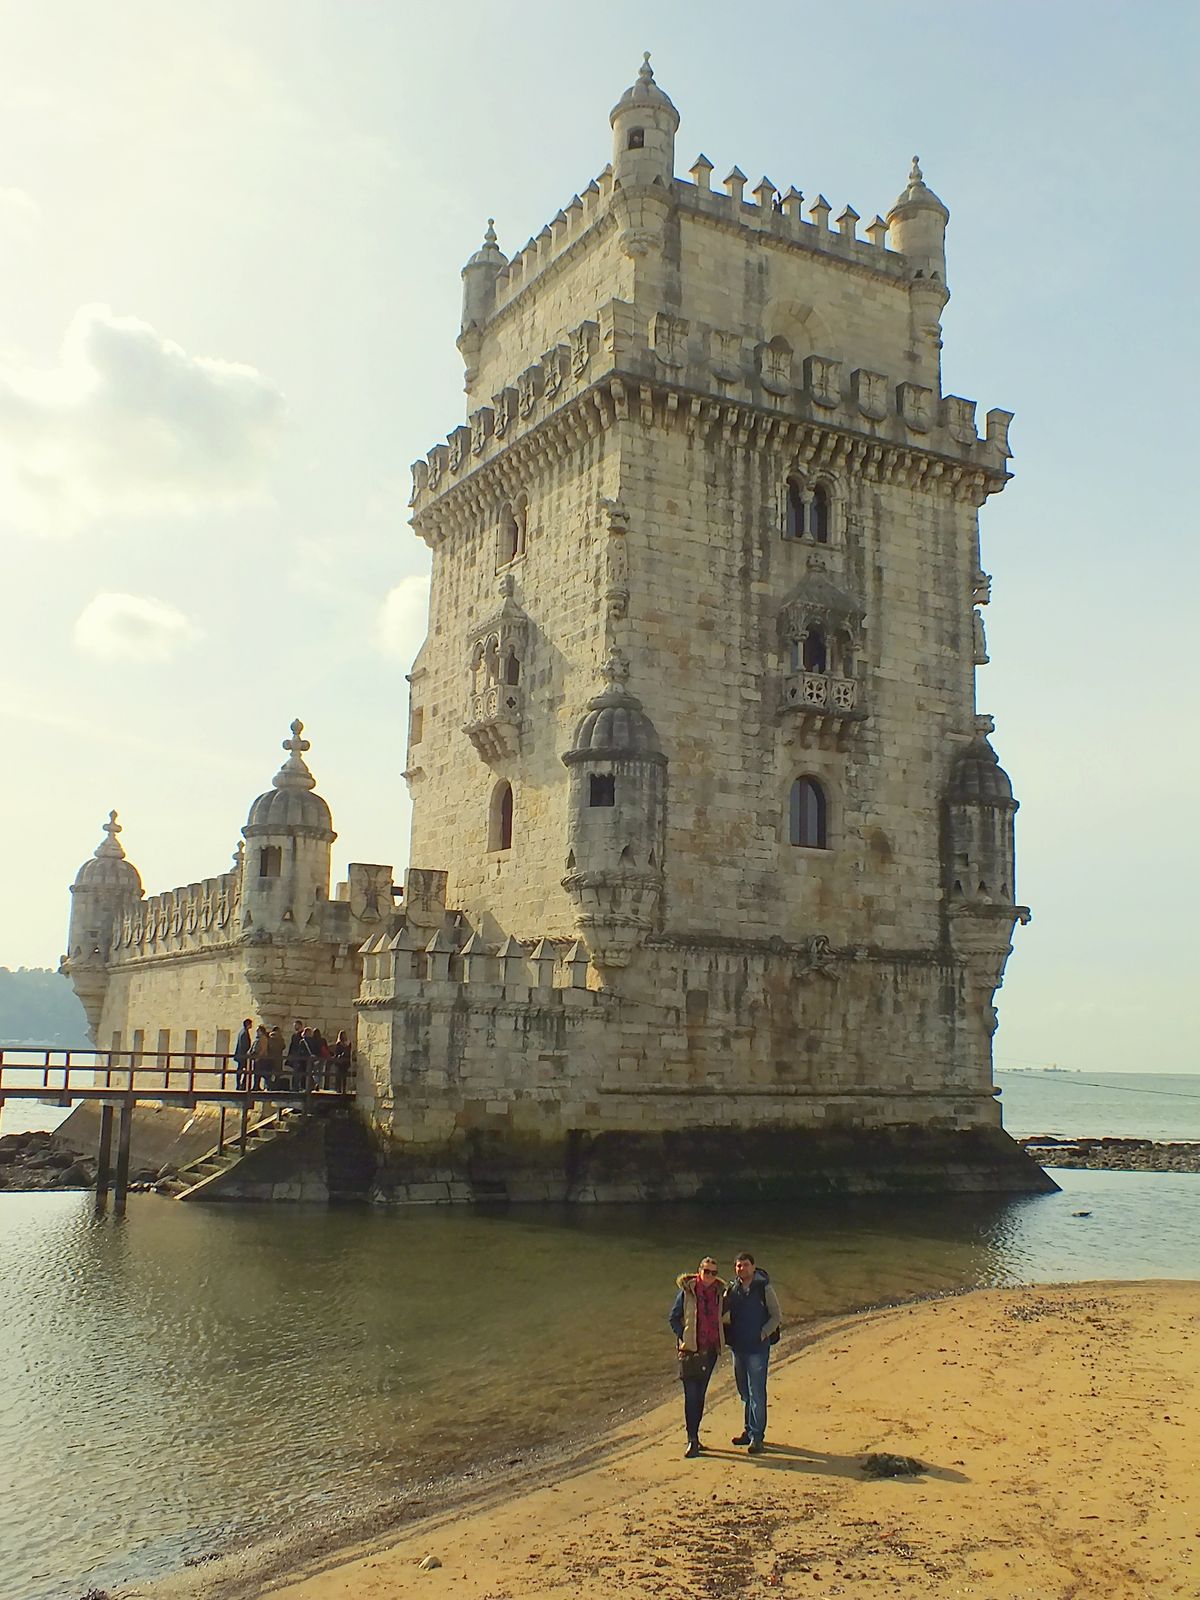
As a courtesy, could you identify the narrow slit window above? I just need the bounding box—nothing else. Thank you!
[785,478,805,540]
[258,845,281,878]
[589,773,616,807]
[789,777,828,849]
[810,484,830,543]
[490,781,514,851]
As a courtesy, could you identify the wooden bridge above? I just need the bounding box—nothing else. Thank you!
[0,1047,355,1213]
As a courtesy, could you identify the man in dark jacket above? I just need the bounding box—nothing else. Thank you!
[724,1252,782,1454]
[233,1018,253,1091]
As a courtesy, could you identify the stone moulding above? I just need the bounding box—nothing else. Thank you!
[411,372,1010,545]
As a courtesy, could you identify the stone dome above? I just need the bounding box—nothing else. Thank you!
[73,811,142,895]
[564,663,665,766]
[610,53,679,129]
[948,735,1015,806]
[243,719,336,838]
[890,155,949,221]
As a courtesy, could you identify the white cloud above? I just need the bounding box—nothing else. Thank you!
[377,574,430,663]
[73,592,203,663]
[0,303,285,534]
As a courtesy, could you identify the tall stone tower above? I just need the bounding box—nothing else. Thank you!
[359,57,1047,1201]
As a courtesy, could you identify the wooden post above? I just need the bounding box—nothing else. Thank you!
[95,1104,115,1202]
[239,1103,249,1157]
[217,1105,227,1157]
[113,1101,134,1216]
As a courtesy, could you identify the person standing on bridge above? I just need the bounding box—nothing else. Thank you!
[233,1018,254,1091]
[251,1025,271,1091]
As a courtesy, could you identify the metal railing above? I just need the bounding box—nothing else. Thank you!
[0,1047,355,1102]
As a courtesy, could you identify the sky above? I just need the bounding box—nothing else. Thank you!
[1,1,1197,1074]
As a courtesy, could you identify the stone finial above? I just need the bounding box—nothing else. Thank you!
[781,186,804,219]
[96,810,125,859]
[601,648,630,685]
[809,194,831,230]
[753,176,777,209]
[836,204,860,239]
[723,166,747,203]
[689,153,714,190]
[638,49,653,82]
[910,155,923,184]
[272,719,317,792]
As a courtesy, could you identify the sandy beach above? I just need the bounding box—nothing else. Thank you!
[139,1281,1200,1600]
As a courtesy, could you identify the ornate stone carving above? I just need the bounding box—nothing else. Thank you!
[518,365,542,418]
[943,395,978,445]
[541,344,569,399]
[710,329,743,384]
[652,312,689,369]
[804,354,841,409]
[898,382,932,433]
[571,320,598,378]
[463,579,529,764]
[492,387,517,438]
[470,407,493,456]
[759,338,793,397]
[852,368,888,421]
[448,426,469,473]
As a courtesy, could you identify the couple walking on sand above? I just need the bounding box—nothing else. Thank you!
[668,1252,782,1460]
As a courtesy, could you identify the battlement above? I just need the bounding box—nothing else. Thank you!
[107,869,242,961]
[358,926,596,1007]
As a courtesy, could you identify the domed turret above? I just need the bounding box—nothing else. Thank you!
[241,720,336,939]
[64,811,144,1035]
[944,723,1018,909]
[459,217,506,341]
[610,52,679,189]
[886,155,949,282]
[561,655,667,969]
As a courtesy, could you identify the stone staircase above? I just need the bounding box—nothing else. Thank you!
[158,1108,305,1200]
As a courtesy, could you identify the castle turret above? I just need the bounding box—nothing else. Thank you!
[241,720,335,941]
[458,219,506,387]
[610,51,679,188]
[561,656,666,969]
[887,156,950,384]
[63,811,143,1036]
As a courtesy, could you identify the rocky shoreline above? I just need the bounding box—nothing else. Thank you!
[1020,1134,1200,1173]
[0,1128,158,1193]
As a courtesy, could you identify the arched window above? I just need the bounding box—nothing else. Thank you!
[802,628,827,673]
[788,778,828,849]
[498,497,527,566]
[785,477,805,540]
[504,650,520,685]
[810,484,830,543]
[489,781,514,851]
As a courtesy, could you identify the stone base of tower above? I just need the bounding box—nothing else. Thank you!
[354,934,1053,1203]
[365,1122,1054,1206]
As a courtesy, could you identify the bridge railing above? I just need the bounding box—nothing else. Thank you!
[0,1048,355,1101]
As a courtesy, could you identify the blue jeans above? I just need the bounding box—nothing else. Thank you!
[681,1349,718,1441]
[732,1345,770,1443]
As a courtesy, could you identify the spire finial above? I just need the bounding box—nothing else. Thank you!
[95,809,126,858]
[601,648,630,685]
[639,50,654,83]
[484,218,497,246]
[273,719,317,792]
[910,155,923,184]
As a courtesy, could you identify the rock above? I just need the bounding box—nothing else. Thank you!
[0,1148,18,1166]
[45,1149,77,1169]
[58,1161,94,1187]
[417,1555,442,1571]
[861,1452,925,1479]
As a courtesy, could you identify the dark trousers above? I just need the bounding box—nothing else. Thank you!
[681,1349,718,1441]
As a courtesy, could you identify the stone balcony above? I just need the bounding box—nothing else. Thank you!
[780,671,865,749]
[463,683,523,762]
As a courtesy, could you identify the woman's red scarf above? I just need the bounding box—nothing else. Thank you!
[693,1275,722,1351]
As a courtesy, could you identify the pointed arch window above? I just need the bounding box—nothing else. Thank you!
[782,477,833,544]
[810,484,830,543]
[497,495,528,567]
[788,777,828,849]
[489,781,514,852]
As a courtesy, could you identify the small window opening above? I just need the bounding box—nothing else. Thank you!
[789,777,828,849]
[489,781,514,851]
[499,503,521,565]
[785,478,805,540]
[627,127,645,149]
[409,707,424,745]
[802,630,827,673]
[504,652,520,685]
[258,845,281,878]
[589,773,616,807]
[810,484,830,543]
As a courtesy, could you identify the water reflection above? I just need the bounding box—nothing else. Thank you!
[1,1170,1194,1600]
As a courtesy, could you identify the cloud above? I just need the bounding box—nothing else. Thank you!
[73,592,203,663]
[0,303,285,534]
[377,575,430,663]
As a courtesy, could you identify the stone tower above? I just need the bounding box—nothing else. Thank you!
[361,58,1046,1200]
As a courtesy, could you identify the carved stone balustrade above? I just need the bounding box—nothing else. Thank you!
[780,671,864,749]
[463,683,523,762]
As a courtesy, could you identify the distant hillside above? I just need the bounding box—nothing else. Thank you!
[0,968,92,1048]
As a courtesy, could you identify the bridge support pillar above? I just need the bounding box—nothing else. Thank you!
[113,1102,134,1216]
[95,1103,115,1208]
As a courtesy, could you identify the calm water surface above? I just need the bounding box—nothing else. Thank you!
[3,1171,1200,1600]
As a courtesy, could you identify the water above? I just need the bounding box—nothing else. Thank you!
[996,1069,1200,1140]
[2,1168,1199,1600]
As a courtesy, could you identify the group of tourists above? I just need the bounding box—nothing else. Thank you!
[668,1251,783,1459]
[231,1018,353,1094]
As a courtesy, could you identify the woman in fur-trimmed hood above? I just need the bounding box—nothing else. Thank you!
[667,1257,727,1458]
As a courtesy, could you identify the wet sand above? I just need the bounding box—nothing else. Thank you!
[136,1281,1200,1600]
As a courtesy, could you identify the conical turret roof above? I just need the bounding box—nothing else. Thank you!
[244,720,335,836]
[73,811,143,894]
